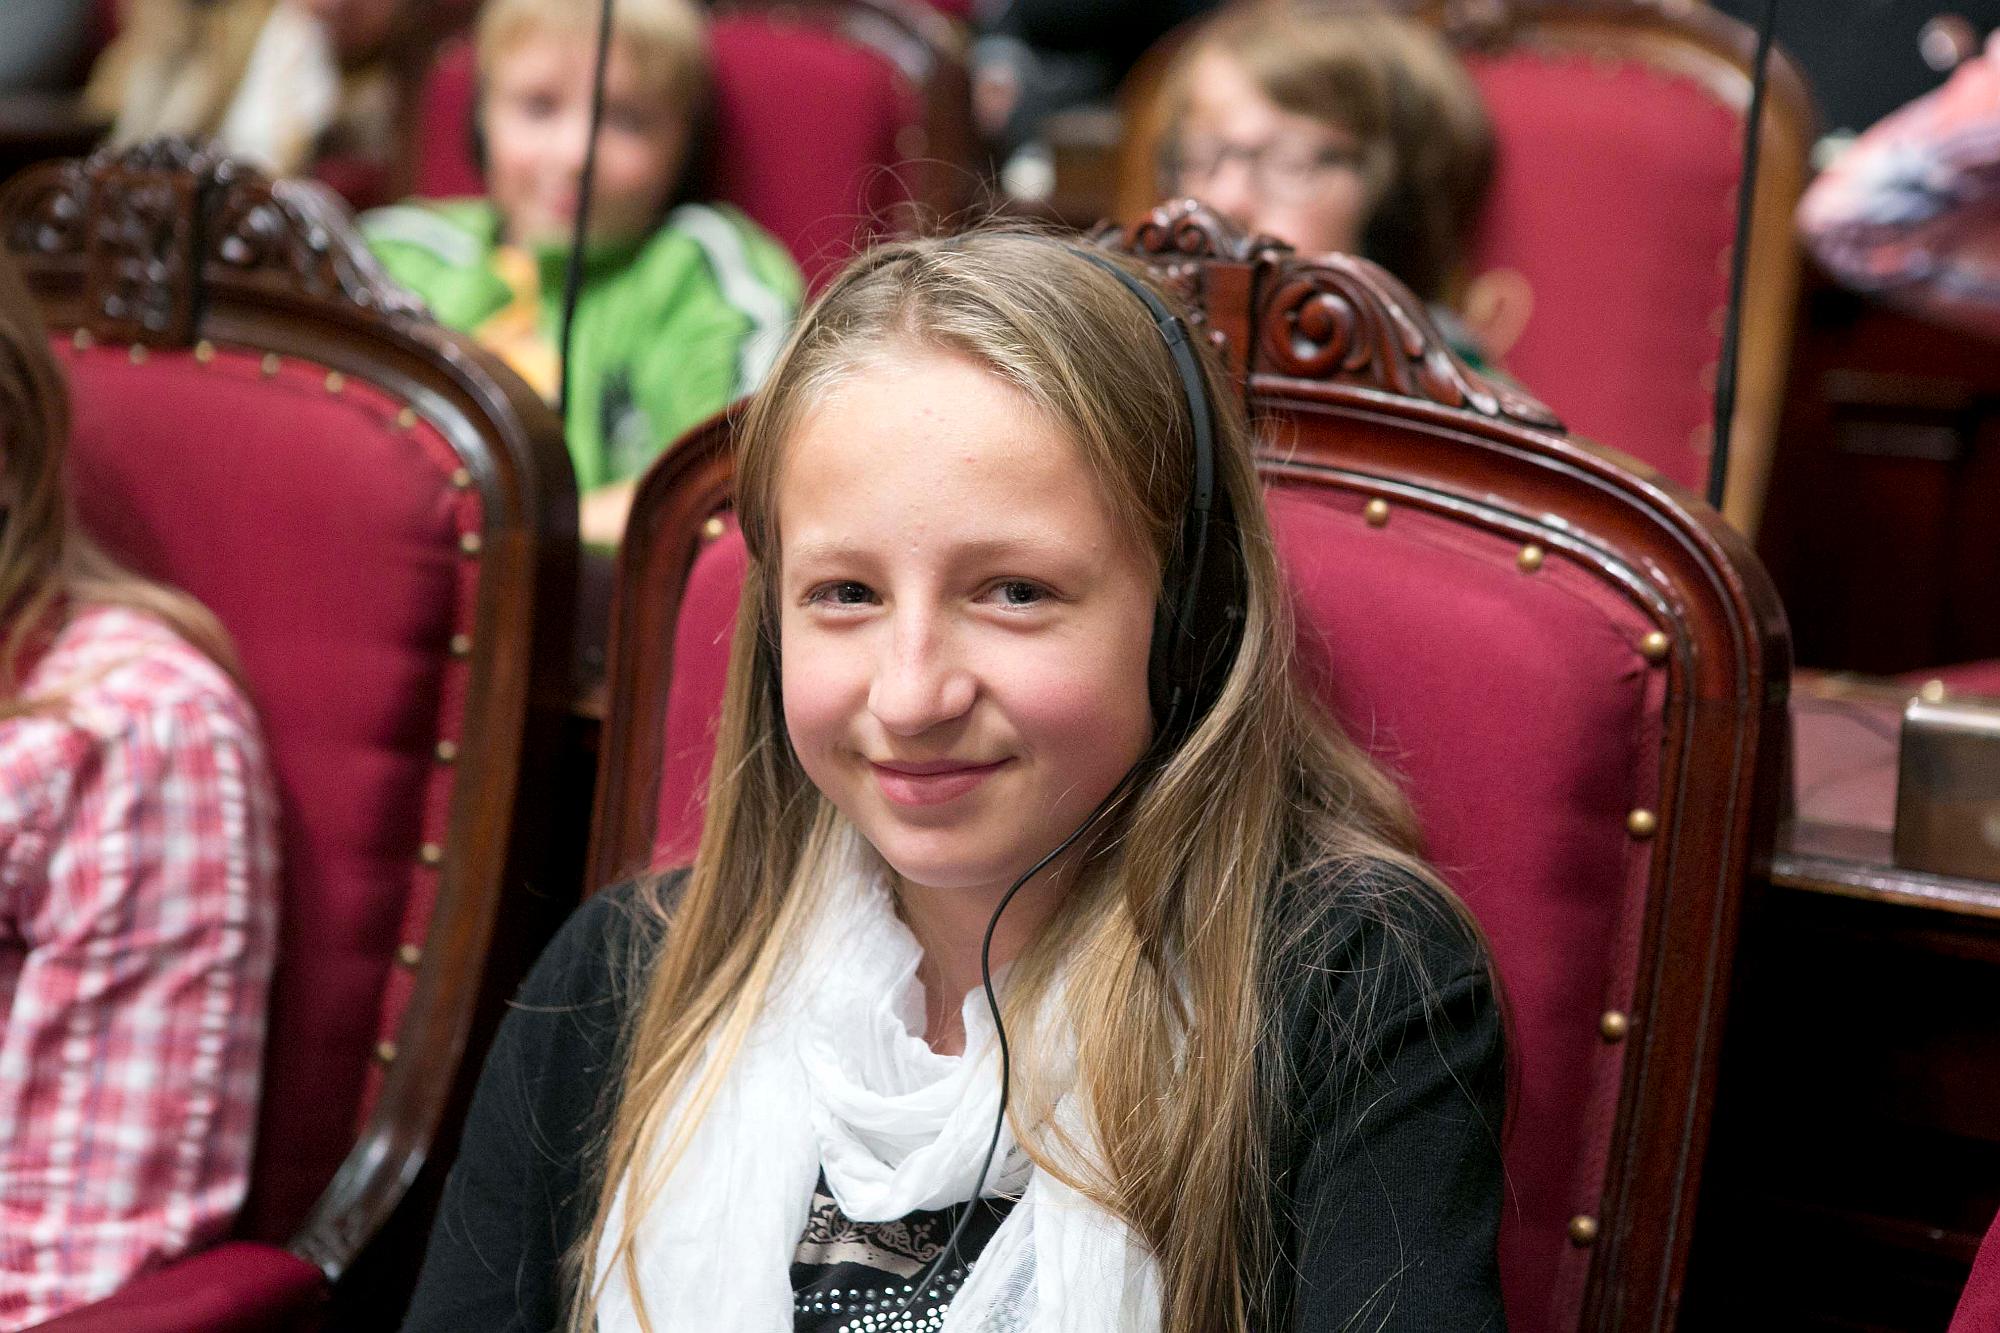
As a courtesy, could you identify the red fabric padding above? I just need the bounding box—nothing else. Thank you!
[26,1242,327,1332]
[1466,52,1741,492]
[649,484,1663,1330]
[59,342,481,1245]
[653,516,746,867]
[709,13,923,286]
[1953,1207,2000,1332]
[411,37,485,203]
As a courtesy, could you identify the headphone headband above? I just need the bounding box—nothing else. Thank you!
[1066,246,1237,744]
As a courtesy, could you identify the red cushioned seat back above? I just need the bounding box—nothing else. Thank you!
[411,36,485,203]
[596,206,1787,1331]
[61,340,482,1243]
[709,12,923,287]
[1462,51,1738,493]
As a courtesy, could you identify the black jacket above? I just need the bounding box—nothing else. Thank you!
[401,869,1507,1331]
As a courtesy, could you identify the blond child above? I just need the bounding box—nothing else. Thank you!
[364,0,802,546]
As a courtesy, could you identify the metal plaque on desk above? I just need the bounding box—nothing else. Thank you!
[1894,696,2000,882]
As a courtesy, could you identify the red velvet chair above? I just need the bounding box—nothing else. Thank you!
[585,200,1790,1332]
[1439,0,1816,538]
[0,138,578,1330]
[1953,1207,2000,1332]
[410,0,976,287]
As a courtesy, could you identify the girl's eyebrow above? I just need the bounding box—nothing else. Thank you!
[786,533,1083,569]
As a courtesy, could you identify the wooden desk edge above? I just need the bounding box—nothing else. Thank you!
[1771,820,2000,919]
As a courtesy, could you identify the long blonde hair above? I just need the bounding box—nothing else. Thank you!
[0,249,238,719]
[576,228,1471,1330]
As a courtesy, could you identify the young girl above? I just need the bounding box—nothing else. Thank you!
[0,251,280,1324]
[1160,5,1527,367]
[401,230,1505,1331]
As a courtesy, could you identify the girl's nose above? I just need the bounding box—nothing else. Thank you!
[866,613,975,737]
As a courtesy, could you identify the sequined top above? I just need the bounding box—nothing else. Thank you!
[789,1171,1013,1333]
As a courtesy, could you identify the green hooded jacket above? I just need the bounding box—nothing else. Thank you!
[362,198,802,493]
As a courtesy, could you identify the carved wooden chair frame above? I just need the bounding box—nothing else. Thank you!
[0,137,578,1317]
[585,200,1790,1329]
[1109,0,1816,537]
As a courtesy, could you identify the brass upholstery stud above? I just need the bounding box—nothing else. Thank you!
[71,328,93,351]
[397,943,423,967]
[1919,678,1947,703]
[1600,1011,1630,1043]
[1364,498,1390,528]
[435,739,458,763]
[1639,631,1669,662]
[194,340,215,364]
[419,841,444,866]
[261,353,280,377]
[1627,808,1658,839]
[128,344,148,365]
[449,632,473,657]
[325,370,346,395]
[1568,1215,1600,1247]
[450,466,473,489]
[1516,543,1545,573]
[375,1040,398,1064]
[702,515,727,542]
[396,406,418,430]
[459,531,483,556]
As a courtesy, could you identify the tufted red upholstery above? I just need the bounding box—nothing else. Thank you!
[412,20,927,288]
[649,482,1663,1330]
[59,341,481,1245]
[1464,52,1741,494]
[708,13,924,286]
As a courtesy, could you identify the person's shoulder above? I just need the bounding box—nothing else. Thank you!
[40,604,257,746]
[643,202,804,307]
[1267,856,1496,1066]
[515,872,686,1022]
[360,197,496,272]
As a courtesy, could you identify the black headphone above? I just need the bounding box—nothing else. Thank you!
[1067,246,1246,750]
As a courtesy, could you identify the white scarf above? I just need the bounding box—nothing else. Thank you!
[594,830,1164,1331]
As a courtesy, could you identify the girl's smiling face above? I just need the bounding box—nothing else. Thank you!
[776,349,1159,902]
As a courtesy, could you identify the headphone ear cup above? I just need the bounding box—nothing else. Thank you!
[1148,483,1246,745]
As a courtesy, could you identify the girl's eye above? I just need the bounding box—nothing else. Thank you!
[988,580,1049,607]
[805,580,874,607]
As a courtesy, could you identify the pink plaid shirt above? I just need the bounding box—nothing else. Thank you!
[0,605,279,1328]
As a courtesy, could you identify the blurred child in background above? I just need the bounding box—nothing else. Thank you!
[1160,4,1526,366]
[364,0,802,548]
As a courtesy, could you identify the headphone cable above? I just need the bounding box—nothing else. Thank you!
[556,0,617,423]
[892,757,1151,1316]
[1709,0,1781,511]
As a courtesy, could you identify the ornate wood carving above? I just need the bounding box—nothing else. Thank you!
[1098,199,1562,430]
[0,135,424,346]
[1260,255,1564,428]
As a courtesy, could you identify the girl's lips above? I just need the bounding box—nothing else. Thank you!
[870,759,1010,807]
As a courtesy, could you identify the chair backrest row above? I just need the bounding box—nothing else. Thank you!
[585,201,1791,1332]
[1,136,578,1319]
